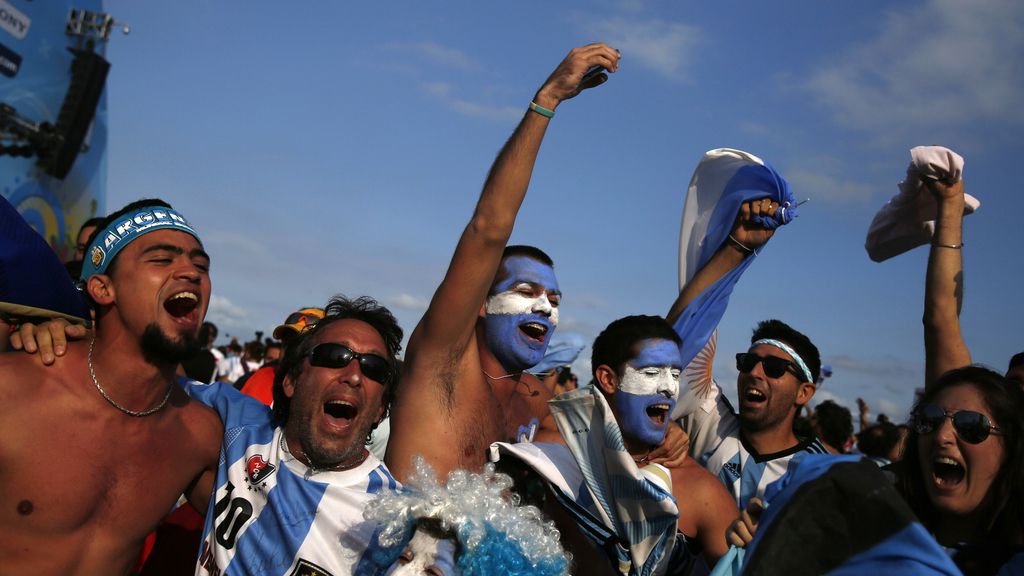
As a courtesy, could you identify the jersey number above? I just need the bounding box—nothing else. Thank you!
[213,481,254,549]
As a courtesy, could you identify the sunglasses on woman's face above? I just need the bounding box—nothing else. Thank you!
[735,353,802,380]
[307,343,391,384]
[913,403,1004,444]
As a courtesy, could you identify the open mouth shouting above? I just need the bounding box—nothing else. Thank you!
[613,391,677,447]
[646,401,672,427]
[519,319,550,343]
[931,456,966,489]
[164,290,201,329]
[740,386,768,410]
[323,398,359,432]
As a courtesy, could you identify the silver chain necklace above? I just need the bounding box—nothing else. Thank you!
[88,337,172,417]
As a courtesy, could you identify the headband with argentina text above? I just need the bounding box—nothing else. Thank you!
[81,206,202,281]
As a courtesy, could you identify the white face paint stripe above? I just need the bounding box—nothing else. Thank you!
[618,365,680,400]
[485,290,559,326]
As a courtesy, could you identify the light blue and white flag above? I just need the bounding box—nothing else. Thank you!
[675,148,798,369]
[549,387,680,576]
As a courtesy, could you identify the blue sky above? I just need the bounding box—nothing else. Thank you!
[99,0,1023,422]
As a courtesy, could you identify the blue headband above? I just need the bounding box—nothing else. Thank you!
[752,338,814,383]
[81,206,201,280]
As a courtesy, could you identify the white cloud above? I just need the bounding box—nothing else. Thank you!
[206,294,249,335]
[827,354,918,380]
[385,42,478,70]
[877,398,905,421]
[785,168,874,205]
[582,16,700,80]
[805,0,1024,132]
[810,389,855,412]
[421,82,522,122]
[388,293,430,311]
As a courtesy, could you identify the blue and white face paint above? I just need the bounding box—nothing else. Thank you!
[386,529,458,576]
[483,256,560,372]
[612,339,682,447]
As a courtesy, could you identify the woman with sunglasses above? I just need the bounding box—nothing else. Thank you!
[893,366,1024,574]
[907,153,1024,572]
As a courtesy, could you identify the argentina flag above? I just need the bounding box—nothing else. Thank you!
[674,148,798,370]
[549,387,680,576]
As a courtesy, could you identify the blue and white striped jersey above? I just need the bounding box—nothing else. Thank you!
[671,336,831,506]
[671,333,828,510]
[676,376,827,510]
[182,379,400,576]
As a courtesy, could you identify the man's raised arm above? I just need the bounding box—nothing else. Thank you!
[405,44,620,369]
[667,200,776,325]
[923,178,971,389]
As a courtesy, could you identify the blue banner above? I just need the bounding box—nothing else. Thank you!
[0,0,107,260]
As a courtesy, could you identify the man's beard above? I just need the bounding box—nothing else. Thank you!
[298,414,377,470]
[141,323,201,365]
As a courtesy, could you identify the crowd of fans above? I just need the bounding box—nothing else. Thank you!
[1,42,1021,576]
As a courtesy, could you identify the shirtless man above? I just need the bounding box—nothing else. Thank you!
[0,199,221,575]
[385,43,623,481]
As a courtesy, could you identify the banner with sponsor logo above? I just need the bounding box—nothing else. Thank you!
[0,0,106,261]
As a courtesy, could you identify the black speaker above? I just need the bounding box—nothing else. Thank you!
[37,48,110,179]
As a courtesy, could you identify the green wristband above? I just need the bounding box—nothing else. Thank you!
[529,101,555,118]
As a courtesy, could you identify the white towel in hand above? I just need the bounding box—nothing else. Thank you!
[865,146,979,262]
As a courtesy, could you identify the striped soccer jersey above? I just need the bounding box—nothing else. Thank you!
[678,378,827,510]
[182,379,400,576]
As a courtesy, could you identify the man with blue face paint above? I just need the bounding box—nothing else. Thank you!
[481,250,562,374]
[600,337,681,448]
[591,315,738,569]
[385,44,622,483]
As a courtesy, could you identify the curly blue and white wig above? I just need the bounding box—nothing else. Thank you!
[363,457,570,575]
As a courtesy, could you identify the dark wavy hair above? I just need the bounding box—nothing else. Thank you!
[272,295,403,433]
[895,365,1024,549]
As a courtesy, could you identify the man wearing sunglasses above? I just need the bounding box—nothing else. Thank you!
[179,295,405,575]
[667,197,827,509]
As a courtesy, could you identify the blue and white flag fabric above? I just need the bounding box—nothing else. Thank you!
[740,455,961,576]
[674,148,798,369]
[527,331,587,377]
[548,387,680,576]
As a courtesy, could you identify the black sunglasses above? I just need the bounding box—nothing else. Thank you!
[307,343,392,384]
[913,404,1004,444]
[736,353,803,380]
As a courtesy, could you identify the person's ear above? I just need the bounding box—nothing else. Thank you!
[86,275,115,305]
[282,372,297,399]
[595,364,620,395]
[795,382,816,406]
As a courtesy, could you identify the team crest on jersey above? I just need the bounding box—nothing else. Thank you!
[291,559,333,576]
[245,454,276,489]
